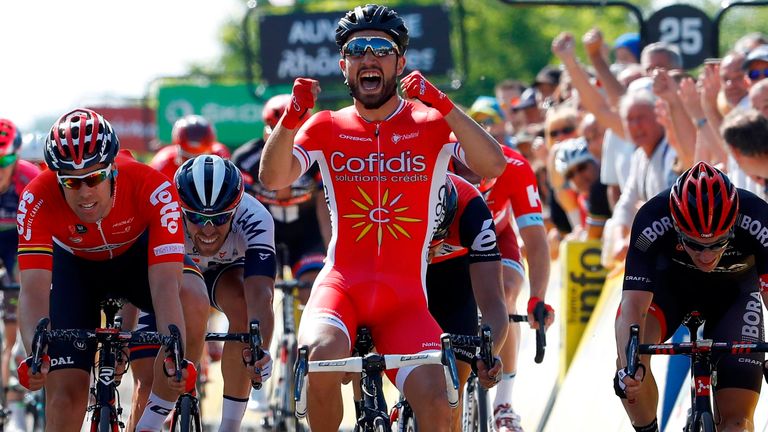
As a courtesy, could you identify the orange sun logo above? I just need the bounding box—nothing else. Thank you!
[342,186,421,246]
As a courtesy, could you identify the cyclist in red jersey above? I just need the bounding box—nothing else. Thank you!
[150,114,231,181]
[452,126,554,430]
[15,109,209,432]
[0,119,41,431]
[258,5,505,431]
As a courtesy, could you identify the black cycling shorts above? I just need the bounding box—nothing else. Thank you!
[49,231,200,372]
[426,256,479,363]
[647,268,764,392]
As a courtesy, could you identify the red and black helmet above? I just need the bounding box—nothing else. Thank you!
[670,161,739,239]
[262,94,292,130]
[172,115,216,156]
[44,109,119,171]
[0,119,22,157]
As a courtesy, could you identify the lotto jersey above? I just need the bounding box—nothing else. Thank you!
[0,160,40,231]
[185,193,277,279]
[484,146,544,232]
[17,154,186,270]
[430,173,500,264]
[150,143,232,181]
[294,99,465,276]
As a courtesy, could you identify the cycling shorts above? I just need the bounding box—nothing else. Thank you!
[426,256,479,363]
[48,231,200,372]
[497,224,524,278]
[0,229,18,321]
[298,266,444,392]
[645,269,764,392]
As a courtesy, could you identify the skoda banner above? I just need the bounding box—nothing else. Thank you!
[156,84,290,147]
[259,6,453,84]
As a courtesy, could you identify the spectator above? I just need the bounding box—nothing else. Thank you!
[749,78,768,117]
[719,51,751,110]
[495,79,527,134]
[743,45,768,85]
[721,108,768,184]
[579,113,605,161]
[510,87,543,124]
[734,32,768,55]
[533,66,562,105]
[640,41,683,74]
[613,33,641,65]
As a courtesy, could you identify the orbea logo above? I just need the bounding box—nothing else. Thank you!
[149,181,181,234]
[339,134,372,142]
[330,151,426,173]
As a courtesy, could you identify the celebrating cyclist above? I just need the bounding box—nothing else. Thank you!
[0,119,40,432]
[426,173,506,432]
[259,4,505,431]
[614,161,768,432]
[15,108,209,432]
[127,155,277,432]
[150,114,231,181]
[451,139,553,431]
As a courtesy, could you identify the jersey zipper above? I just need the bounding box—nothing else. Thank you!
[375,122,382,257]
[95,220,113,259]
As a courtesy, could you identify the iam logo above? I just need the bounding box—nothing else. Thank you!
[342,186,421,247]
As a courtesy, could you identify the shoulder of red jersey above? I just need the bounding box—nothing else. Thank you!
[213,142,231,158]
[149,145,178,168]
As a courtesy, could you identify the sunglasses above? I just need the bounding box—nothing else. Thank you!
[678,231,733,252]
[182,209,235,227]
[342,36,399,58]
[565,161,591,180]
[57,165,113,190]
[747,68,768,81]
[549,125,576,139]
[0,154,17,168]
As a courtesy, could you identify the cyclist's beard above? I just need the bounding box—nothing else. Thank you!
[348,74,398,110]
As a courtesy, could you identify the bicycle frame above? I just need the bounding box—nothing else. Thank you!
[627,311,768,431]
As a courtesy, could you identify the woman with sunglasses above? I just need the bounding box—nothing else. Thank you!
[0,118,40,432]
[615,161,768,432]
[15,108,209,432]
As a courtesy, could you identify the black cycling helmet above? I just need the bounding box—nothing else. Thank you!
[44,108,120,171]
[335,4,409,54]
[175,155,244,214]
[432,175,459,243]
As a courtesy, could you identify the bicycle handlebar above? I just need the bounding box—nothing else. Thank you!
[509,301,548,364]
[205,320,265,390]
[293,333,461,418]
[274,279,311,292]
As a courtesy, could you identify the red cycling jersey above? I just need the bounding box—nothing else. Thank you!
[485,146,544,232]
[293,99,465,370]
[149,143,231,181]
[17,153,186,270]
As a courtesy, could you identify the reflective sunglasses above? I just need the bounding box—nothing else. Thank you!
[342,37,399,58]
[747,68,768,81]
[565,161,591,180]
[549,125,576,139]
[678,231,733,252]
[182,209,235,227]
[0,154,17,168]
[57,165,113,190]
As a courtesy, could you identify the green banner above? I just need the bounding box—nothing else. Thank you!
[156,83,291,148]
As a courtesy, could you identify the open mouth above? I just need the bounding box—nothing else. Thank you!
[80,202,97,210]
[359,71,383,92]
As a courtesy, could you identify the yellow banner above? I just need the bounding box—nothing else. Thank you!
[559,240,607,380]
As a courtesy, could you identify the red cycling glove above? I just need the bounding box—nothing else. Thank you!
[400,70,454,116]
[527,296,554,316]
[281,78,317,130]
[17,354,50,391]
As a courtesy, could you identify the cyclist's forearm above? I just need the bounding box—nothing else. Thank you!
[260,126,302,190]
[19,269,51,352]
[148,264,186,344]
[443,109,505,178]
[244,276,275,347]
[520,226,550,300]
[469,261,508,353]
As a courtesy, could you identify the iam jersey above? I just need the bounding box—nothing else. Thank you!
[485,146,544,233]
[623,188,768,292]
[185,193,277,278]
[431,173,501,265]
[17,154,186,270]
[0,160,40,231]
[150,143,232,181]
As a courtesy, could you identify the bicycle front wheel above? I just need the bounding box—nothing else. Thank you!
[179,395,202,432]
[374,416,392,432]
[98,405,114,432]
